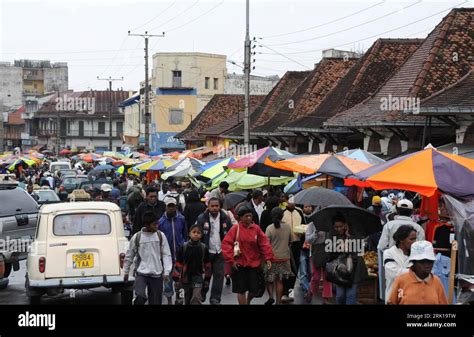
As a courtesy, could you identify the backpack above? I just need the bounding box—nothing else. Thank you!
[132,230,164,276]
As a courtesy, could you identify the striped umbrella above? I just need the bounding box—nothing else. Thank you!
[345,145,474,198]
[228,146,294,177]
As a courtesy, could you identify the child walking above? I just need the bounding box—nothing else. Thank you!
[172,224,212,305]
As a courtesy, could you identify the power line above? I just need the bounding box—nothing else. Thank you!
[129,0,178,33]
[263,0,422,47]
[261,0,386,39]
[259,1,468,56]
[147,0,200,32]
[165,0,225,33]
[258,42,311,69]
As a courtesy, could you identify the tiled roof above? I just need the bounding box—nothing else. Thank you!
[176,94,265,140]
[325,8,474,127]
[6,106,25,125]
[222,71,310,137]
[253,58,359,133]
[418,69,474,113]
[37,90,129,115]
[281,38,423,130]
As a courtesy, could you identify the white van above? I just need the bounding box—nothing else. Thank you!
[26,202,133,304]
[49,161,71,173]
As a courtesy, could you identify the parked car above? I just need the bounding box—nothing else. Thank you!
[60,175,89,194]
[33,188,61,205]
[26,201,133,304]
[49,161,71,173]
[0,182,39,289]
[78,179,112,199]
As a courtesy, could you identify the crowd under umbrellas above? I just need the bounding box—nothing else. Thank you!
[1,144,473,305]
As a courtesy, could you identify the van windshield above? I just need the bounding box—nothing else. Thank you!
[52,164,70,171]
[53,213,111,236]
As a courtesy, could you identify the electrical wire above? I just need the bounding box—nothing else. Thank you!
[129,0,178,33]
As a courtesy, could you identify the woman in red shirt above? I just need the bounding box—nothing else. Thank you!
[222,205,273,305]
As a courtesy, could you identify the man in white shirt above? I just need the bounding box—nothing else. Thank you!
[195,197,233,304]
[248,190,265,226]
[377,199,425,251]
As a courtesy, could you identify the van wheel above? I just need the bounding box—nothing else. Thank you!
[3,263,12,278]
[120,290,133,305]
[0,278,9,290]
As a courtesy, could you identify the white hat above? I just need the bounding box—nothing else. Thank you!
[288,195,295,204]
[409,240,436,262]
[164,196,177,206]
[100,183,112,192]
[397,199,413,210]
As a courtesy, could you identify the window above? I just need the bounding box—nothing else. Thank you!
[205,77,210,89]
[172,70,182,88]
[169,108,183,125]
[116,121,123,136]
[98,122,105,134]
[67,121,71,134]
[214,78,219,90]
[53,213,111,236]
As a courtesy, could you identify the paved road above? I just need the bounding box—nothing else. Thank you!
[0,261,323,305]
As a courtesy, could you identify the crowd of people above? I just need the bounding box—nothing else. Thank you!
[5,156,449,306]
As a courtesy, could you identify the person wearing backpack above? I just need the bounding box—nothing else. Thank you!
[195,197,233,304]
[164,182,186,213]
[123,211,172,305]
[172,224,212,305]
[159,196,188,304]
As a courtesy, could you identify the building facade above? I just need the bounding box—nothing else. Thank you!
[224,74,280,95]
[34,90,127,152]
[149,52,227,153]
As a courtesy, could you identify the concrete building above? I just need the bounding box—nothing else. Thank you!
[34,90,128,152]
[224,74,279,95]
[149,52,226,153]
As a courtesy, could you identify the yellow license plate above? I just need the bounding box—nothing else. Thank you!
[72,253,94,269]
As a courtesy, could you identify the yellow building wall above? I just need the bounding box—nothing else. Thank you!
[152,95,198,133]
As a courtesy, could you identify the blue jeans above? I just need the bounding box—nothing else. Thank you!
[335,283,358,305]
[298,249,312,295]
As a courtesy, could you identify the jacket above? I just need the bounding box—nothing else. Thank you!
[378,216,425,250]
[123,229,173,277]
[245,201,264,226]
[132,200,166,235]
[183,201,207,228]
[172,240,212,285]
[222,222,273,268]
[383,245,410,303]
[196,210,233,250]
[158,212,188,262]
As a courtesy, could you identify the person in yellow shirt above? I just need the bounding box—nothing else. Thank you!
[388,240,448,305]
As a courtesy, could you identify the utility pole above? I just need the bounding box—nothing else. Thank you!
[56,89,61,155]
[97,76,123,151]
[243,0,251,147]
[128,31,165,154]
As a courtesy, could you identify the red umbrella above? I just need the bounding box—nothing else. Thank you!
[59,149,72,156]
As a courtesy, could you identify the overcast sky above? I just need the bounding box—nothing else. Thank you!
[0,0,472,91]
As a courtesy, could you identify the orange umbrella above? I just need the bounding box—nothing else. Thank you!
[265,154,371,178]
[344,146,474,198]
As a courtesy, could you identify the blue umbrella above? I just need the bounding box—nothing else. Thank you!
[94,164,115,171]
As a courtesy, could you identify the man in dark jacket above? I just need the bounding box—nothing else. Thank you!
[195,197,233,304]
[245,190,264,226]
[132,186,166,235]
[183,190,206,228]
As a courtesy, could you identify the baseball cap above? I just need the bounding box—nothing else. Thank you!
[409,240,436,262]
[397,199,413,210]
[101,184,112,192]
[164,196,177,206]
